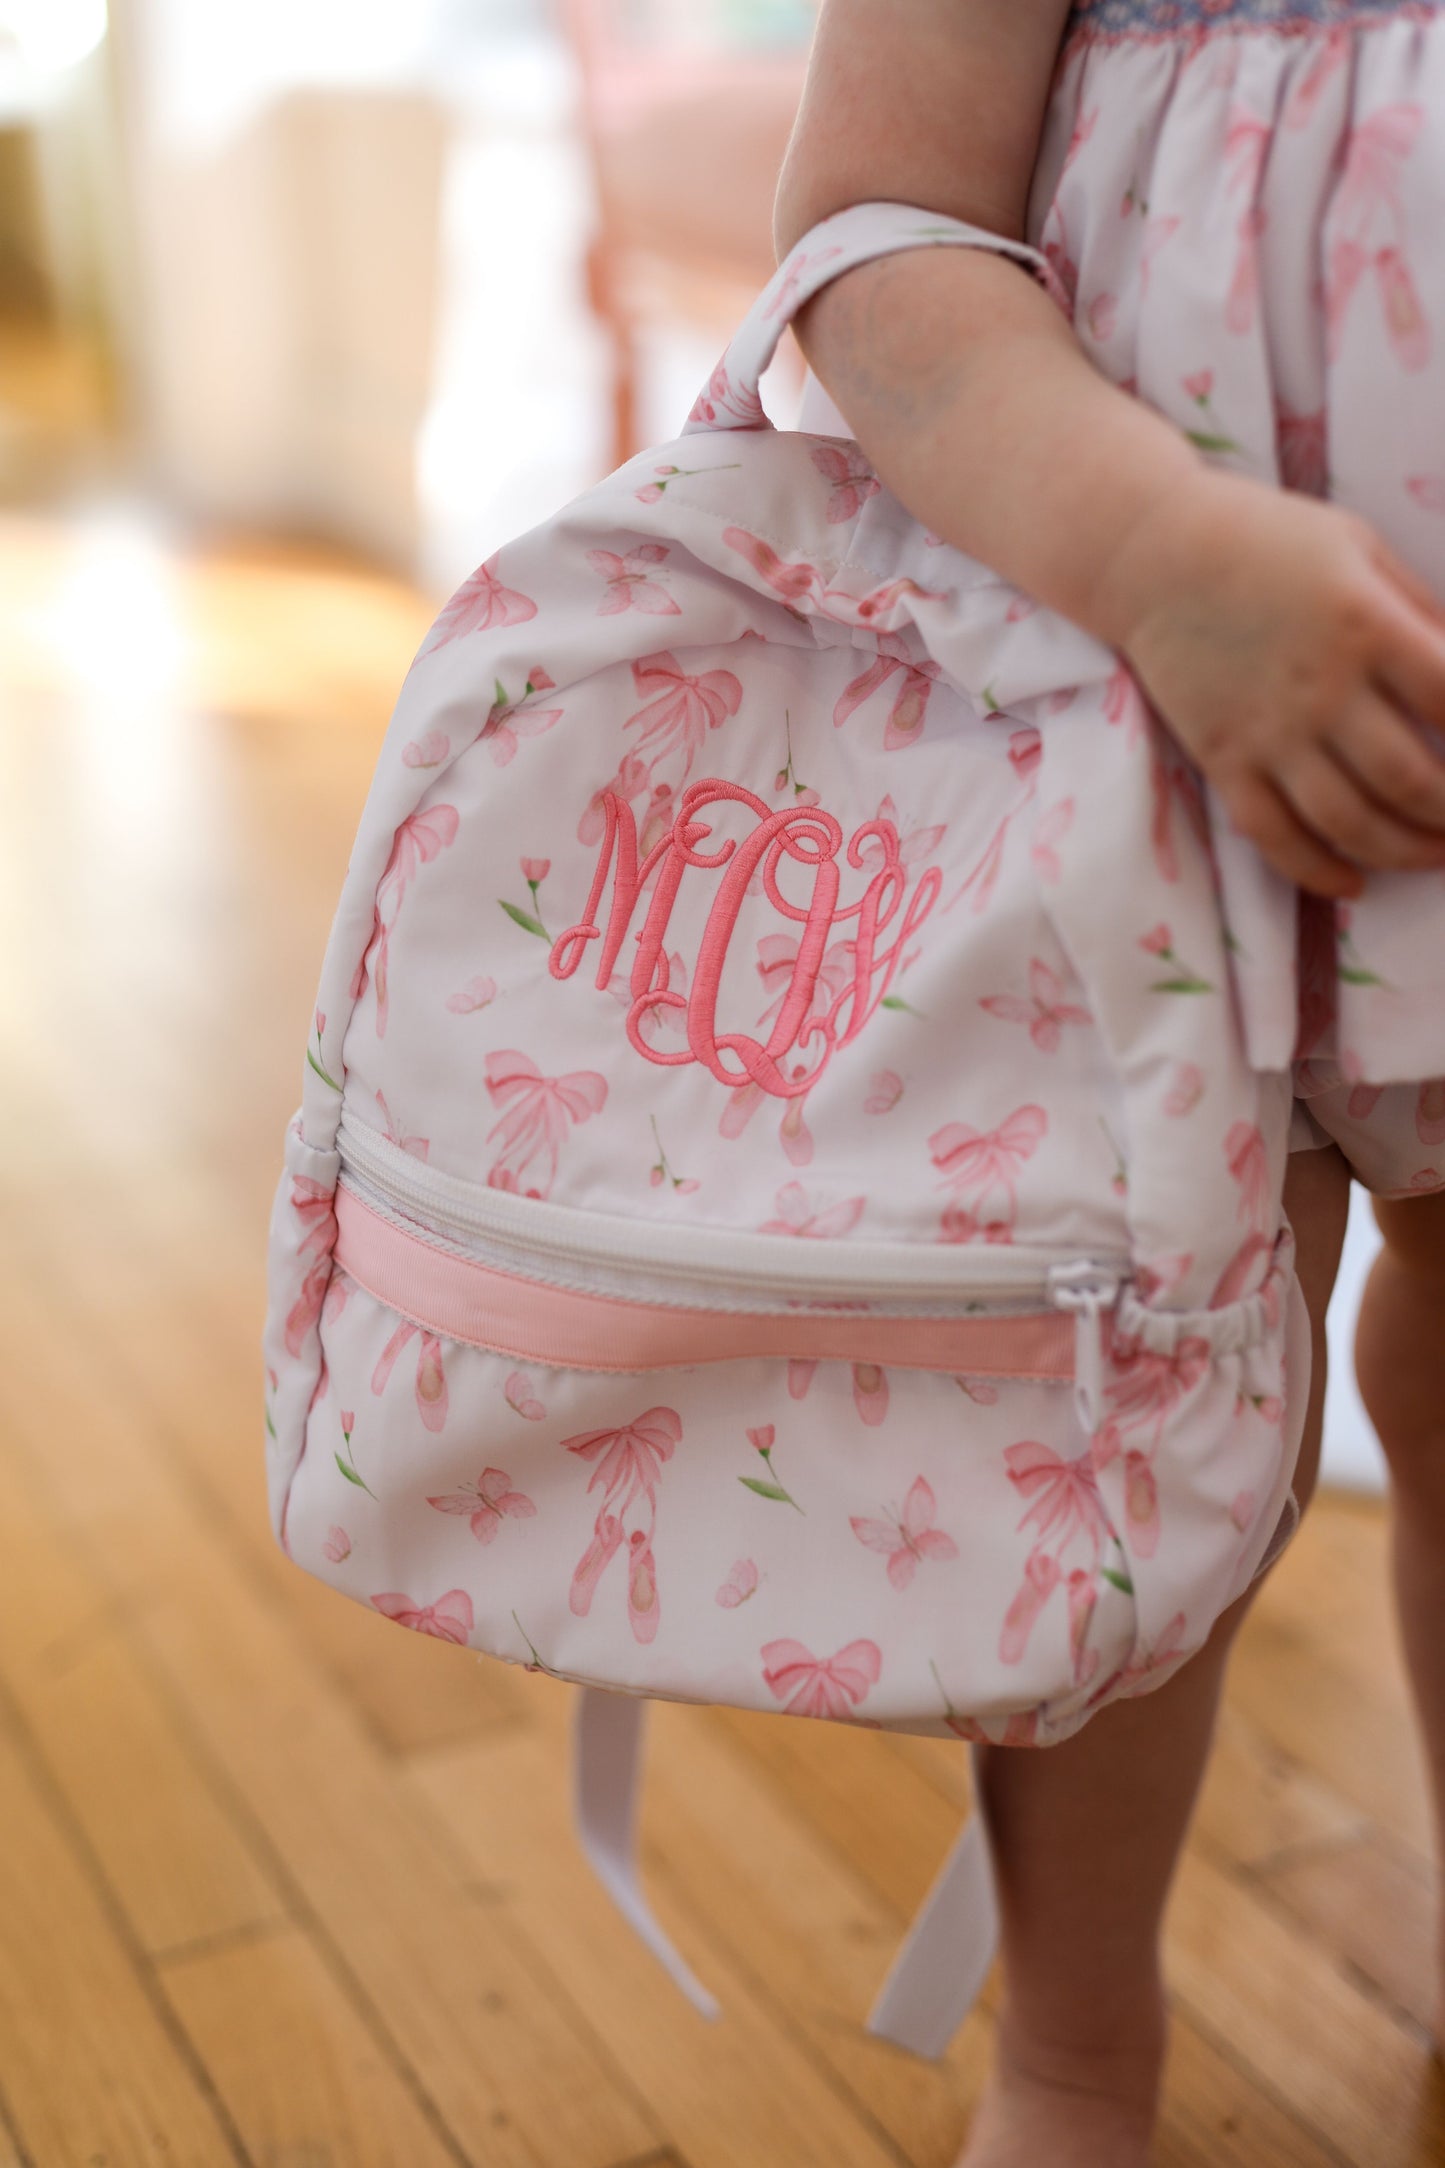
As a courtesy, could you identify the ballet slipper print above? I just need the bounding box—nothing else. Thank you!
[1282,26,1349,130]
[484,1051,607,1199]
[760,1637,881,1721]
[370,1589,475,1643]
[566,1407,679,1641]
[283,1176,338,1356]
[1004,1440,1112,1558]
[1325,104,1429,365]
[722,527,941,633]
[1100,1338,1211,1456]
[930,1105,1047,1240]
[587,544,683,618]
[623,651,742,779]
[427,1467,537,1544]
[1030,799,1074,885]
[1123,1452,1161,1559]
[1376,247,1431,371]
[810,443,881,523]
[626,1530,660,1643]
[979,957,1091,1053]
[851,1364,889,1426]
[850,1476,958,1590]
[1066,1569,1101,1686]
[833,650,942,749]
[420,554,536,654]
[687,359,766,431]
[1211,1229,1274,1307]
[1163,1062,1204,1118]
[947,727,1041,915]
[999,1549,1062,1665]
[358,806,461,1035]
[1417,1079,1445,1147]
[1225,1120,1271,1230]
[371,1320,450,1435]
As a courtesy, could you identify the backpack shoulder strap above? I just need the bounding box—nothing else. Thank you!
[573,1684,999,2057]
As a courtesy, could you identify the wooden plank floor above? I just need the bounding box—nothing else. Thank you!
[1,504,1441,2168]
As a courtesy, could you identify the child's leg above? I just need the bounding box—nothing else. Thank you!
[1354,1185,1445,2051]
[959,1143,1352,2168]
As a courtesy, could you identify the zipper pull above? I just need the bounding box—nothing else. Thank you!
[1047,1262,1120,1438]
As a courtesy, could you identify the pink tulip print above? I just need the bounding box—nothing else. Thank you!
[479,669,563,767]
[422,554,537,654]
[851,1477,959,1590]
[760,1637,881,1722]
[427,1467,537,1544]
[810,442,881,523]
[370,1589,475,1643]
[484,1050,607,1199]
[587,543,683,618]
[371,1319,449,1435]
[979,957,1091,1053]
[565,1406,680,1644]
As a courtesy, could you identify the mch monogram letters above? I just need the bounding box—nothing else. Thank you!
[548,779,941,1099]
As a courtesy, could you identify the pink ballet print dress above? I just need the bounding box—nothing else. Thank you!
[803,0,1445,1195]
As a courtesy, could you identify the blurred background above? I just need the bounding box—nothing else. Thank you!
[0,5,1434,2165]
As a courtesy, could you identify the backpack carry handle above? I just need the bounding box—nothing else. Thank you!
[681,200,1069,437]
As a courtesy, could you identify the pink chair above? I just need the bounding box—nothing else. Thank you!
[559,0,813,468]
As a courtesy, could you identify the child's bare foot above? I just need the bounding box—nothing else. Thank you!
[957,2008,1165,2168]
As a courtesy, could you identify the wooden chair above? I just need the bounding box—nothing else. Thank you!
[557,0,814,468]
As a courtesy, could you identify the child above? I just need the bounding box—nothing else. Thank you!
[776,3,1445,2161]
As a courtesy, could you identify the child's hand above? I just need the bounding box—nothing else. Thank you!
[1095,469,1445,900]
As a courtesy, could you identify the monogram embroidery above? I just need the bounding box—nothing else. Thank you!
[550,779,941,1099]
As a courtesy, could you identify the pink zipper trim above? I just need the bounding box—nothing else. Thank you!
[334,1185,1077,1379]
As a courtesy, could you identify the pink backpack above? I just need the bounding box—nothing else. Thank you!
[263,202,1307,2056]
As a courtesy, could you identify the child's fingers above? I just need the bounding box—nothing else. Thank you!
[1277,746,1445,872]
[1368,527,1445,635]
[1327,691,1445,833]
[1369,581,1445,744]
[1222,773,1363,900]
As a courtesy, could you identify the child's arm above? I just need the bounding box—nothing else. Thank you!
[775,0,1445,900]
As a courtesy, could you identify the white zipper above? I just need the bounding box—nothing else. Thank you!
[336,1114,1124,1412]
